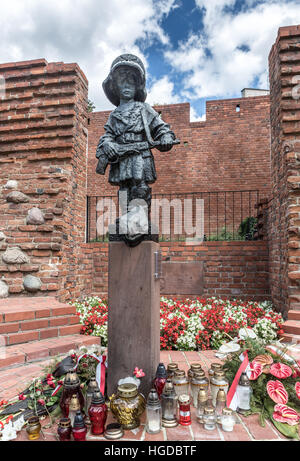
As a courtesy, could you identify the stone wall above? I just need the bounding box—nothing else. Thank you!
[0,59,88,301]
[268,25,300,317]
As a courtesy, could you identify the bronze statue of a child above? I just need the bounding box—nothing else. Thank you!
[96,53,177,209]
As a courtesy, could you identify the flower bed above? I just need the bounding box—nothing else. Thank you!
[74,297,284,350]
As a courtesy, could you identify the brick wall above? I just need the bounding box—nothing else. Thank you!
[80,241,270,301]
[0,59,88,301]
[268,25,300,317]
[87,96,271,198]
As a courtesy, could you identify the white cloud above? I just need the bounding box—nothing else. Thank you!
[0,0,178,110]
[147,75,181,105]
[190,106,206,122]
[165,1,300,101]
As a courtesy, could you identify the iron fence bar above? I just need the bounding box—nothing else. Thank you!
[86,190,261,242]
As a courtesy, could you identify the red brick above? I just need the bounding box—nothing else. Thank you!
[8,331,39,345]
[39,328,59,340]
[21,319,49,331]
[59,324,81,336]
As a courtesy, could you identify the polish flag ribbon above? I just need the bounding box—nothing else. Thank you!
[226,351,250,410]
[51,354,107,397]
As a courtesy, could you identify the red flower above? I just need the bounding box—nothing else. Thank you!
[249,361,263,380]
[37,399,45,406]
[18,393,26,401]
[133,367,145,378]
[267,380,288,405]
[5,415,13,424]
[273,404,299,426]
[270,363,293,379]
[295,382,300,400]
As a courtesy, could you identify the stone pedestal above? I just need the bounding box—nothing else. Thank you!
[107,241,160,397]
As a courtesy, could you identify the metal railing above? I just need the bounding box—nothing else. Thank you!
[86,190,260,243]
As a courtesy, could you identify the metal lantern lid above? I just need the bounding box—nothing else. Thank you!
[193,370,206,380]
[69,394,80,411]
[211,363,223,372]
[167,363,178,371]
[91,391,105,405]
[197,388,208,403]
[117,383,138,399]
[73,411,85,428]
[174,369,186,378]
[147,388,160,406]
[216,389,227,402]
[104,423,124,440]
[87,377,99,394]
[58,417,71,428]
[214,370,226,379]
[238,372,250,386]
[155,363,167,379]
[190,363,202,372]
[162,379,176,397]
[222,407,233,416]
[63,370,80,389]
[204,406,215,415]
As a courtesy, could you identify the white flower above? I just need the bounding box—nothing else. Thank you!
[12,415,25,432]
[1,421,17,441]
[239,327,256,340]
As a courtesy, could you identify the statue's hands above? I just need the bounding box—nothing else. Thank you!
[159,134,174,152]
[103,142,118,162]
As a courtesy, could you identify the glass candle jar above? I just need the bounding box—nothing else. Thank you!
[190,370,209,407]
[88,391,108,435]
[161,379,178,428]
[215,389,227,423]
[236,372,252,415]
[221,408,235,432]
[173,370,189,398]
[197,387,208,423]
[167,363,179,380]
[203,406,217,431]
[60,371,85,421]
[85,377,99,425]
[146,389,162,434]
[154,363,167,399]
[57,417,72,441]
[26,416,41,440]
[72,411,87,441]
[208,363,223,381]
[178,394,191,426]
[110,383,146,430]
[210,370,229,407]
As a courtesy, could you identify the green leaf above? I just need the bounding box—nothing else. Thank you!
[264,398,300,440]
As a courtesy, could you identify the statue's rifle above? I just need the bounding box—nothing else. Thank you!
[96,139,180,175]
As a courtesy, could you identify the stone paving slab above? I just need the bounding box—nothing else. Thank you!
[0,347,299,442]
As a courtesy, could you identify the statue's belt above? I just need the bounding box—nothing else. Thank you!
[113,139,180,158]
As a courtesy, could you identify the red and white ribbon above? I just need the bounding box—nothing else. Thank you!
[226,351,249,410]
[51,354,107,397]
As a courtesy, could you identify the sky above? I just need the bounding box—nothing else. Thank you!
[0,0,300,120]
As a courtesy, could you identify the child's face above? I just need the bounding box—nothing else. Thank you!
[114,68,137,101]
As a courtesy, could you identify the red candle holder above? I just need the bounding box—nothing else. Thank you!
[154,363,167,398]
[88,392,107,435]
[72,411,87,441]
[178,394,191,426]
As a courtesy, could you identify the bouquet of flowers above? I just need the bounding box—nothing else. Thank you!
[223,337,300,439]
